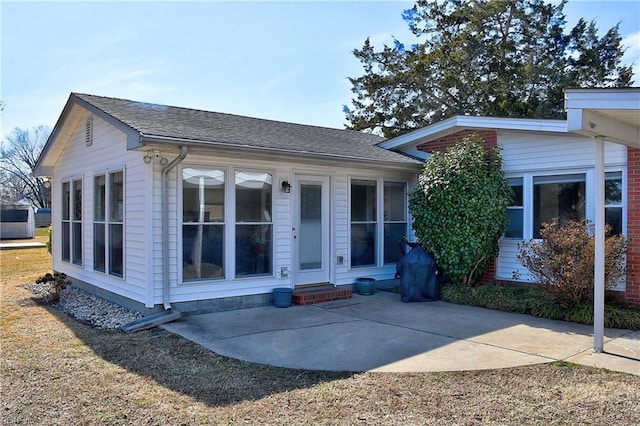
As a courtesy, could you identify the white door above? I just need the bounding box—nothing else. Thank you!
[294,175,330,285]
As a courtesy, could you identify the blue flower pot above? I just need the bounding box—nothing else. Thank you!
[273,287,293,308]
[356,278,376,295]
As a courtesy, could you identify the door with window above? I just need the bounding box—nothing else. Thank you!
[294,175,330,285]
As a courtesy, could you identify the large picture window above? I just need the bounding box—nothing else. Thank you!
[182,168,225,281]
[235,171,272,276]
[533,173,586,238]
[351,179,377,267]
[93,171,124,277]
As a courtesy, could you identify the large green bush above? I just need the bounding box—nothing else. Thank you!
[409,134,511,285]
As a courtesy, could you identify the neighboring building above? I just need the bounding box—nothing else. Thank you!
[34,93,421,314]
[382,91,640,307]
[0,204,35,239]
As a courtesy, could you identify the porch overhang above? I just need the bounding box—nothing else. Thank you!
[564,87,640,353]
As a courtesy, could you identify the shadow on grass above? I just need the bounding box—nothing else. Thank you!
[41,303,353,407]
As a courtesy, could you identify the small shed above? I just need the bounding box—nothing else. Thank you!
[0,205,35,239]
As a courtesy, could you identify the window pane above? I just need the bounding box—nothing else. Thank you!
[606,207,623,235]
[508,178,523,206]
[94,175,106,221]
[109,223,124,277]
[94,223,105,272]
[183,168,225,222]
[506,209,524,238]
[605,172,622,205]
[384,223,406,264]
[110,171,124,222]
[351,180,376,221]
[183,224,224,280]
[72,222,82,265]
[236,172,272,222]
[72,180,82,220]
[62,182,70,220]
[384,182,406,221]
[351,223,376,267]
[61,222,70,262]
[236,224,272,276]
[299,184,322,270]
[533,174,585,238]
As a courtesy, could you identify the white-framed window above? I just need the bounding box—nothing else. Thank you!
[351,179,377,267]
[505,178,524,239]
[180,166,274,282]
[605,171,623,235]
[235,171,273,277]
[61,178,82,265]
[350,177,410,268]
[182,167,225,281]
[383,181,407,264]
[505,169,624,240]
[93,170,124,278]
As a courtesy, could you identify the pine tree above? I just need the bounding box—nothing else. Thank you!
[346,0,633,137]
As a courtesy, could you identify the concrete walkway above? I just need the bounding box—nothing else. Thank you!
[162,291,639,375]
[0,241,46,250]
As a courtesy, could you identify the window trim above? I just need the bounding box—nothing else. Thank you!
[349,176,410,269]
[61,177,83,266]
[92,170,125,279]
[178,165,277,284]
[504,167,626,241]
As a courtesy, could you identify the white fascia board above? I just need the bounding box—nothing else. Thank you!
[567,108,640,148]
[564,88,640,110]
[379,115,568,150]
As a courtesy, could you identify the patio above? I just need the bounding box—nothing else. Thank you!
[161,291,639,374]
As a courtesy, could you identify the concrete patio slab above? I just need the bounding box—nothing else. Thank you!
[161,291,639,375]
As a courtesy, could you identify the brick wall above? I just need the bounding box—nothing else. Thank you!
[417,129,499,285]
[625,148,640,306]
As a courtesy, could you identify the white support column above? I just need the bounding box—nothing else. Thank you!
[593,137,605,353]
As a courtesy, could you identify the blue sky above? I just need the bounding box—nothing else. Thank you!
[1,0,639,139]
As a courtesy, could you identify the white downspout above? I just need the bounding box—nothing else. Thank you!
[593,137,605,353]
[162,146,188,310]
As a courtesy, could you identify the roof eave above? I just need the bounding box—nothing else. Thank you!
[378,115,569,151]
[139,134,422,169]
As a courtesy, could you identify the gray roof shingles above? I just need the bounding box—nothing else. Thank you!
[74,93,420,165]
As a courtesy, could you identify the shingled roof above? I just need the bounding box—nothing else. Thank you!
[73,93,420,165]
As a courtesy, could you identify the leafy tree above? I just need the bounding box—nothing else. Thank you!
[346,0,633,137]
[0,126,51,208]
[408,134,511,285]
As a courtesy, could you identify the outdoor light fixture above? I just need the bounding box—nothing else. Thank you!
[143,150,168,165]
[281,180,292,193]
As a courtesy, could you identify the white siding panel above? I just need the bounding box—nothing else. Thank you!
[52,114,152,304]
[497,239,534,282]
[501,132,627,173]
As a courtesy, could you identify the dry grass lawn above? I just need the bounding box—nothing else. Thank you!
[2,245,640,425]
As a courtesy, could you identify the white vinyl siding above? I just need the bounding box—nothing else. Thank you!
[52,113,147,304]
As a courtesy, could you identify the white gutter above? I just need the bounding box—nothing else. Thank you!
[161,146,188,310]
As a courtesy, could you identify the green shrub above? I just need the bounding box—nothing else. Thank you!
[441,282,640,330]
[409,134,512,285]
[517,219,626,307]
[46,225,52,255]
